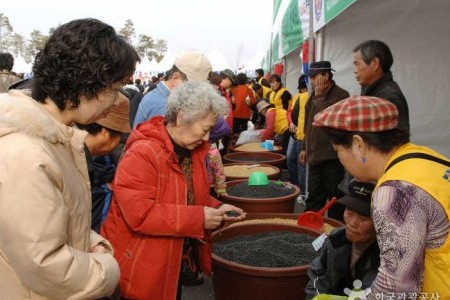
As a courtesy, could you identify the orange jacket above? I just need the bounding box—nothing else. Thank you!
[232,84,256,119]
[101,117,221,299]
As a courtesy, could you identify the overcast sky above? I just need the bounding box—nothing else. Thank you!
[2,0,273,69]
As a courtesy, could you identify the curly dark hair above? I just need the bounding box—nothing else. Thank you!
[32,18,140,110]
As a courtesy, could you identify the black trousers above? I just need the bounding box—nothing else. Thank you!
[305,159,346,221]
[279,130,291,157]
[233,118,248,134]
[176,280,182,300]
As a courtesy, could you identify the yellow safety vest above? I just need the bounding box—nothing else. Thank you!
[257,77,271,99]
[290,92,308,140]
[266,107,289,135]
[376,143,450,296]
[269,87,288,109]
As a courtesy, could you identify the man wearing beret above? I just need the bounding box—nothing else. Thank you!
[299,61,349,221]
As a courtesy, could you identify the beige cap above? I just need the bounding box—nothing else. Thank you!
[256,100,271,113]
[96,94,131,133]
[174,51,212,82]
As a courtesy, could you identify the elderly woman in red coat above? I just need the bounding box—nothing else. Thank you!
[101,81,246,300]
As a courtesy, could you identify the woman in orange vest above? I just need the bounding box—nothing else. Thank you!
[313,96,450,298]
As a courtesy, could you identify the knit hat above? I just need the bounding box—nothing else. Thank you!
[312,96,398,132]
[337,180,375,217]
[174,51,212,82]
[96,95,131,133]
[304,61,335,77]
[220,69,237,85]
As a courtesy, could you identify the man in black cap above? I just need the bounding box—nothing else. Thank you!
[299,61,349,221]
[305,180,380,298]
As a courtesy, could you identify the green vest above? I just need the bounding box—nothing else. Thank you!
[376,143,450,296]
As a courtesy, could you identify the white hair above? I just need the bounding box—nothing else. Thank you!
[165,81,228,124]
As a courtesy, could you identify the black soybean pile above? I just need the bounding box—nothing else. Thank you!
[213,231,316,268]
[227,182,294,198]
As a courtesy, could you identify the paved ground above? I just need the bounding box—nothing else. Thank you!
[182,276,215,300]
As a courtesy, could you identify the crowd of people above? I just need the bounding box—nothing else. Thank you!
[0,17,449,300]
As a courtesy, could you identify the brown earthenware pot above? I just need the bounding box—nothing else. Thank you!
[222,152,286,169]
[221,180,300,213]
[227,212,345,230]
[223,163,281,181]
[229,143,283,154]
[212,223,320,300]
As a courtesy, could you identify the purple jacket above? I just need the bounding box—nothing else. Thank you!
[209,115,231,142]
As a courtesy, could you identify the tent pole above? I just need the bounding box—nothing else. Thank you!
[305,0,315,202]
[307,0,314,95]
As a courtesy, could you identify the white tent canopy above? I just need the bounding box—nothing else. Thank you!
[243,48,265,71]
[136,56,159,73]
[135,55,160,79]
[208,48,231,71]
[12,54,32,74]
[155,50,177,73]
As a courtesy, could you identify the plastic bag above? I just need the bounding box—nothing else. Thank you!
[235,121,262,145]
